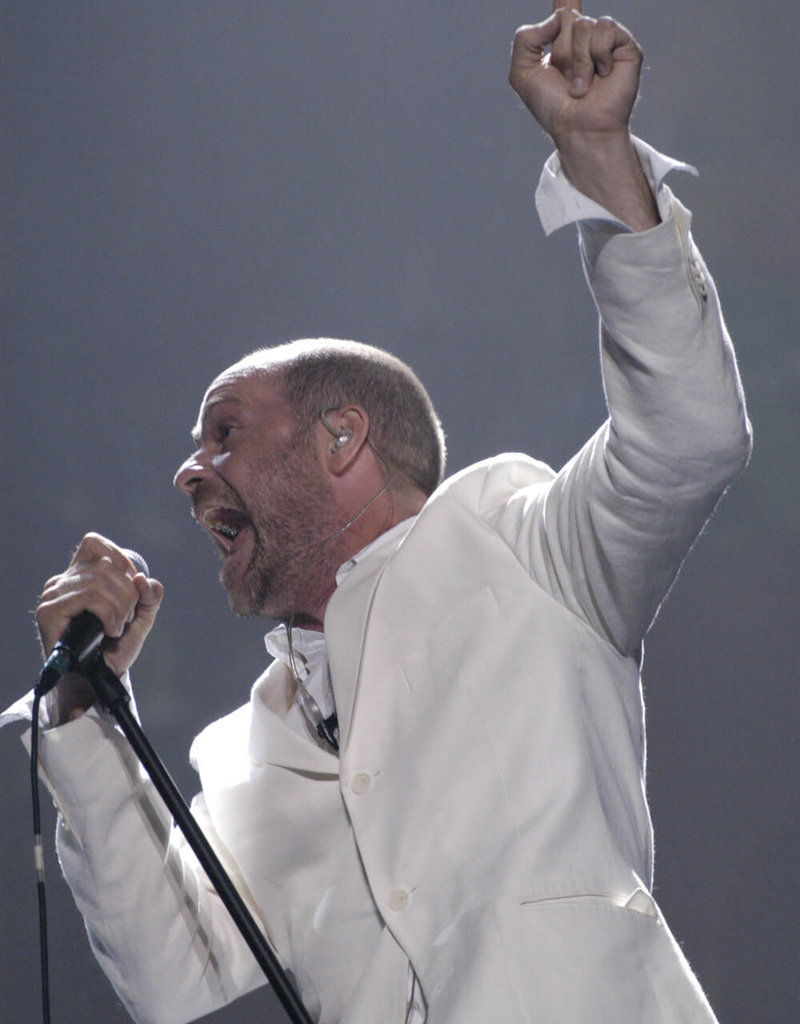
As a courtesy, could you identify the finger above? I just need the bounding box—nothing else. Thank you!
[39,572,137,643]
[553,0,582,13]
[122,576,164,645]
[510,16,562,70]
[37,554,142,648]
[102,576,164,676]
[549,8,578,79]
[133,574,165,616]
[69,533,140,581]
[591,16,640,77]
[509,15,563,99]
[569,16,597,97]
[86,556,143,634]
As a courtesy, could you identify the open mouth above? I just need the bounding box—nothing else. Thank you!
[201,506,252,553]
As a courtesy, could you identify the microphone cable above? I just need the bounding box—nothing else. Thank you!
[29,688,51,1024]
[27,546,149,1024]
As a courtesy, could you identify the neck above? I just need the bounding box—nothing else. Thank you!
[284,485,426,630]
[341,483,425,556]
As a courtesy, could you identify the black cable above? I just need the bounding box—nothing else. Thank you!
[29,690,52,1024]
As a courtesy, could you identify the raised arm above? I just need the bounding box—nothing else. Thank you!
[491,4,752,654]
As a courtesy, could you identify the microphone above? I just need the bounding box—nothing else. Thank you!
[36,548,150,697]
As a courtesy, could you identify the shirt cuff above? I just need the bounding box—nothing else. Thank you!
[534,135,698,237]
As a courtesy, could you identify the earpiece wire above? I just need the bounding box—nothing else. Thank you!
[284,434,393,751]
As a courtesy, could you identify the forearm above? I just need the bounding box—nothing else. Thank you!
[570,201,750,646]
[40,712,263,1023]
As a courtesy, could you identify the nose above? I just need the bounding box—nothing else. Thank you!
[174,450,209,493]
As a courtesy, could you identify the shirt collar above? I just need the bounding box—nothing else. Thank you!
[333,515,416,586]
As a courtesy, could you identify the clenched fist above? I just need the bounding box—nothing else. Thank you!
[509,1,658,231]
[509,0,643,145]
[36,533,164,721]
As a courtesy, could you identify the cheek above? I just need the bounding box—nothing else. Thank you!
[212,447,263,489]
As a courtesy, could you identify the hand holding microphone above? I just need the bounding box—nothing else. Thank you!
[36,534,164,720]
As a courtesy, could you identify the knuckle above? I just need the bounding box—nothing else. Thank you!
[573,17,596,43]
[40,574,61,596]
[97,553,132,586]
[76,531,103,556]
[72,532,109,569]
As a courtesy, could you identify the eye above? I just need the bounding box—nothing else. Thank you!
[218,422,236,442]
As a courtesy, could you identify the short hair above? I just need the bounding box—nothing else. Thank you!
[240,338,446,495]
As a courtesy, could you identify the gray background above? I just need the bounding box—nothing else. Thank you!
[2,1,797,1022]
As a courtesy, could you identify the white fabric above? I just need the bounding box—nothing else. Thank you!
[265,517,417,744]
[536,135,697,236]
[266,516,428,1022]
[9,147,751,1024]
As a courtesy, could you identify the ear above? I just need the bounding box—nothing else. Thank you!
[318,405,370,475]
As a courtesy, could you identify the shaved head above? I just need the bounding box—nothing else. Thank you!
[228,338,447,496]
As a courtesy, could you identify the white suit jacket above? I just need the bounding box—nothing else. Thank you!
[38,195,751,1024]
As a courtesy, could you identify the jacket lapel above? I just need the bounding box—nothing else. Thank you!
[248,524,410,767]
[248,659,339,774]
[324,539,401,750]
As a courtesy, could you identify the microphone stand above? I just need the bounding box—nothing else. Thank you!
[81,651,314,1024]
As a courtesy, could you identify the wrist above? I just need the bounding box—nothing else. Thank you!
[46,672,96,728]
[554,128,635,184]
[555,130,660,232]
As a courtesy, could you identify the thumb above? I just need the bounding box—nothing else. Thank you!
[509,15,560,82]
[569,50,595,98]
[100,576,164,677]
[133,575,164,622]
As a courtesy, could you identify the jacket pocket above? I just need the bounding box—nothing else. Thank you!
[519,887,658,918]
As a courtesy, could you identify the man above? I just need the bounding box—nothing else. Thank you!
[27,2,751,1022]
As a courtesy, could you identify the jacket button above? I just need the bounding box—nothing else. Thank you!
[350,772,372,795]
[388,888,409,912]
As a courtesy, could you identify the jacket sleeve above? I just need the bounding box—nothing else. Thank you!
[488,193,752,655]
[38,708,266,1024]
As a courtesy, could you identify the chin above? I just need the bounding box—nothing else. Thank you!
[220,571,258,618]
[220,565,285,620]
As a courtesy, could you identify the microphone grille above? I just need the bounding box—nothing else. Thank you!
[120,548,150,578]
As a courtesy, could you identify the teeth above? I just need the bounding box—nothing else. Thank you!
[214,522,240,539]
[202,507,247,542]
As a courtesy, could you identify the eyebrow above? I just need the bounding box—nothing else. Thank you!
[190,394,242,446]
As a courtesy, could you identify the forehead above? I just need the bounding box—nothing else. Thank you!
[191,365,293,440]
